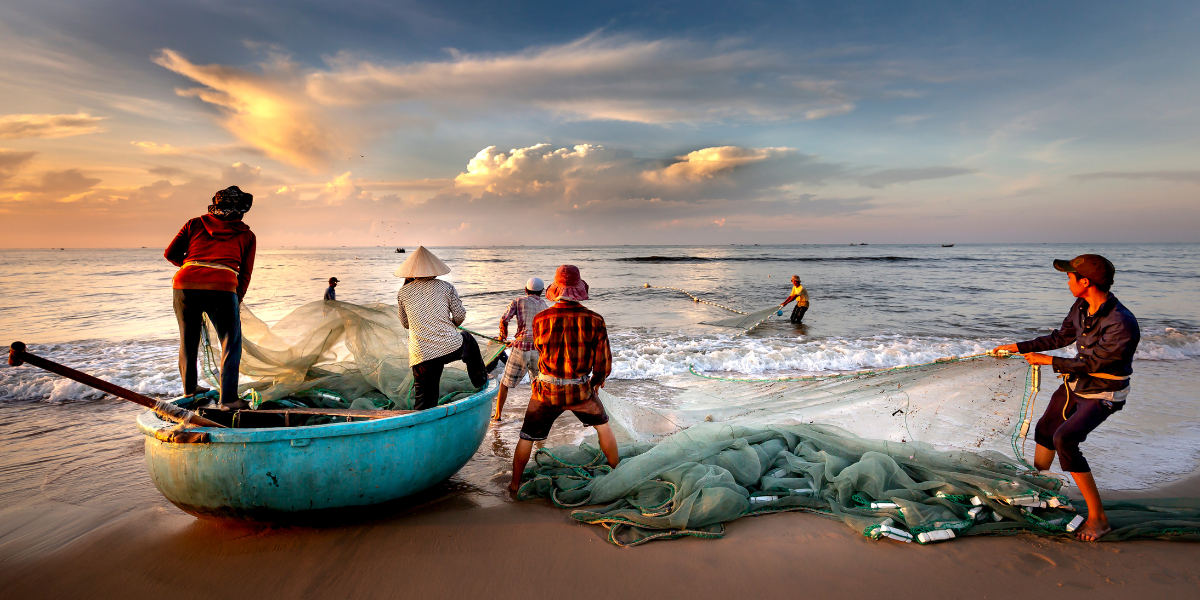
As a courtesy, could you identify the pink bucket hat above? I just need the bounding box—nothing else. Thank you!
[546,265,589,302]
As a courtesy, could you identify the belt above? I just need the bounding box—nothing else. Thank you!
[182,261,239,274]
[1086,372,1129,380]
[536,373,589,386]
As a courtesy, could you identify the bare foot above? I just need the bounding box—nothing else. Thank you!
[1075,518,1111,541]
[508,482,521,493]
[491,412,502,421]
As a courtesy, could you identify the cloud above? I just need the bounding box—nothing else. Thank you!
[154,49,351,171]
[854,167,976,188]
[1071,170,1200,185]
[304,34,877,124]
[131,141,181,155]
[645,146,793,185]
[0,112,104,139]
[449,142,839,205]
[0,149,36,182]
[1,168,101,203]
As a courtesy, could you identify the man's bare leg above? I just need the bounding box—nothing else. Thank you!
[1070,470,1111,541]
[1033,444,1055,471]
[594,423,620,468]
[493,384,509,421]
[509,438,534,492]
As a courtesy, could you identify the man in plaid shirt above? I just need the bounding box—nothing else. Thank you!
[493,277,548,420]
[509,265,620,492]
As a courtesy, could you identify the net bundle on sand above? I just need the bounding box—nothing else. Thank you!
[518,356,1200,546]
[200,300,503,415]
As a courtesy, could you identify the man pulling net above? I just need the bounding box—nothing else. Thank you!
[993,253,1139,541]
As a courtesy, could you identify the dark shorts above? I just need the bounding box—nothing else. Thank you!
[519,394,610,441]
[1034,383,1124,473]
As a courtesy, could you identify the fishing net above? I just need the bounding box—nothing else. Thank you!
[199,300,504,412]
[521,354,1200,545]
[699,306,780,330]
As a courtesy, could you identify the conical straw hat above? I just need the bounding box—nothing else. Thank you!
[393,246,451,277]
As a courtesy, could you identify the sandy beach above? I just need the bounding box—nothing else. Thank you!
[2,385,1198,600]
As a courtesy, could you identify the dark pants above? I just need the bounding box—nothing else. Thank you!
[790,304,808,324]
[410,332,487,411]
[174,289,241,405]
[1034,383,1123,473]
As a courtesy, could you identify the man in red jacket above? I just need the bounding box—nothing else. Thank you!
[164,186,257,409]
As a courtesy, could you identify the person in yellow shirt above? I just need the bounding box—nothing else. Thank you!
[779,275,809,324]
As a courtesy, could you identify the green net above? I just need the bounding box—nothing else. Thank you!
[699,306,780,331]
[520,355,1200,546]
[200,300,504,411]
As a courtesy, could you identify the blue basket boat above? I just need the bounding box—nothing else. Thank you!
[136,380,498,520]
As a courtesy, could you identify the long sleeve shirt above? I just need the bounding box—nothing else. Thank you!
[397,278,467,365]
[499,295,548,351]
[164,215,256,300]
[1016,295,1140,395]
[531,301,612,406]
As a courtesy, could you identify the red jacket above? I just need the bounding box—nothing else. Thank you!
[164,215,256,300]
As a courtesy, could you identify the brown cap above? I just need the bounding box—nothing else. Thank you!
[1053,254,1114,286]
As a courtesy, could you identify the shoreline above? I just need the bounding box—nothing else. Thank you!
[2,388,1199,599]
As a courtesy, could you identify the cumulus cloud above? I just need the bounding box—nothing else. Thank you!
[154,49,351,171]
[854,166,976,189]
[1071,170,1200,185]
[645,147,793,185]
[0,112,104,139]
[450,142,837,205]
[305,34,866,124]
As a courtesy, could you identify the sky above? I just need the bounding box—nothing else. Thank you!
[1,0,1198,247]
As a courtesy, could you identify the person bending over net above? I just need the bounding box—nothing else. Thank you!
[395,246,487,410]
[993,254,1139,542]
[779,275,809,324]
[494,277,548,421]
[164,186,256,410]
[509,265,619,492]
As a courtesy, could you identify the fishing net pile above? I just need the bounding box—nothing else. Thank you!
[199,300,503,414]
[520,355,1200,546]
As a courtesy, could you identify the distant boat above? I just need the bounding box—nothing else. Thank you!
[395,248,405,253]
[942,244,955,247]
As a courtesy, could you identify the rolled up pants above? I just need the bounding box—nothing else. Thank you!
[174,289,241,404]
[1034,383,1123,473]
[790,304,808,324]
[410,332,487,411]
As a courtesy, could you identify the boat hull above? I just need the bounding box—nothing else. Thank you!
[137,381,497,520]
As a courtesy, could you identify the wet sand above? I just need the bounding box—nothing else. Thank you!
[2,386,1198,599]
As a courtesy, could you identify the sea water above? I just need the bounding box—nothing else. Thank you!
[1,243,1199,491]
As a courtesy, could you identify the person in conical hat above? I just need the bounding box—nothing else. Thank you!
[396,246,487,410]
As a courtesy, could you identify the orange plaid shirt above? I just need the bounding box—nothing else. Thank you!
[530,301,612,406]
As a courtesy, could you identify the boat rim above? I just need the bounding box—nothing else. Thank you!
[137,379,498,444]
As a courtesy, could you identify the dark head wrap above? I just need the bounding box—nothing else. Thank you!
[209,186,253,219]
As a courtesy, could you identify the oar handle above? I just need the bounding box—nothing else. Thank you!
[8,341,225,429]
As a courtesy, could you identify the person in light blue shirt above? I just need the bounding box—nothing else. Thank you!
[324,277,338,301]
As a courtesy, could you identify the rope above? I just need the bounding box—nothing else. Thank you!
[1009,364,1041,469]
[642,284,748,314]
[687,351,1002,383]
[643,282,786,335]
[458,325,503,343]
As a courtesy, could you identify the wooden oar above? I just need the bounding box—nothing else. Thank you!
[8,341,226,428]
